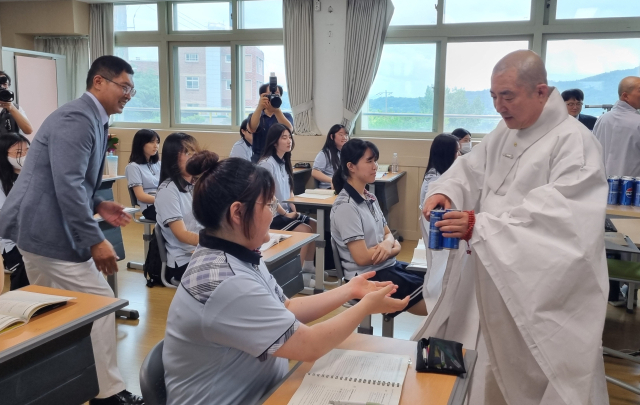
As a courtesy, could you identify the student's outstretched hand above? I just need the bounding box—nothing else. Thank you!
[422,193,451,221]
[360,284,410,315]
[348,271,397,300]
[97,201,132,227]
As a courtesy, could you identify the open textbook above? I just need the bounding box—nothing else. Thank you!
[287,349,411,405]
[296,189,335,200]
[260,233,293,252]
[0,291,74,334]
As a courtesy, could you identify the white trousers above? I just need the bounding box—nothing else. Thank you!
[20,249,126,399]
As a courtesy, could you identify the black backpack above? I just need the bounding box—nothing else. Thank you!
[143,229,164,287]
[0,105,19,136]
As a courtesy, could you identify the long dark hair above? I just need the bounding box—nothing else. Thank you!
[260,123,295,189]
[0,133,29,196]
[159,132,199,193]
[321,124,346,173]
[332,138,379,194]
[129,129,160,165]
[425,133,459,179]
[187,152,275,239]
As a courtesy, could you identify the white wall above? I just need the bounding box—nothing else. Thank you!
[313,0,347,135]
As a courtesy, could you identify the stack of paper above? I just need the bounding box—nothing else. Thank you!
[409,239,427,268]
[296,189,335,199]
[260,233,293,252]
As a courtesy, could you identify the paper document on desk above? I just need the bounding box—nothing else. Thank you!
[94,207,139,221]
[296,189,335,199]
[287,349,410,405]
[260,233,293,252]
[375,172,386,179]
[409,239,428,268]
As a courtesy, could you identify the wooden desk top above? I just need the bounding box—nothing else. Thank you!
[607,205,640,219]
[293,167,312,174]
[285,194,337,207]
[101,175,126,182]
[262,231,319,264]
[0,285,128,362]
[262,333,464,405]
[375,171,407,183]
[611,218,640,247]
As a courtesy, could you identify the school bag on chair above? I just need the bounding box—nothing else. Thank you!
[143,228,163,287]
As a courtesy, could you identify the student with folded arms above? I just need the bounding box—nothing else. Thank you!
[125,129,161,220]
[229,118,253,161]
[331,139,428,317]
[163,151,408,405]
[154,132,203,284]
[312,124,348,189]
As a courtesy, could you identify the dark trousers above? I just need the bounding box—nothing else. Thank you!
[3,246,30,290]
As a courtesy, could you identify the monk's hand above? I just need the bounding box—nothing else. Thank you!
[437,210,470,238]
[422,194,451,220]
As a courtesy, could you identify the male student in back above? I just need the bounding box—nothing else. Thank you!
[0,56,142,405]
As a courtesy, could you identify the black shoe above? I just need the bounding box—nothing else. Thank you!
[89,390,144,405]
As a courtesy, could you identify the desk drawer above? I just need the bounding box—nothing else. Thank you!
[271,255,304,297]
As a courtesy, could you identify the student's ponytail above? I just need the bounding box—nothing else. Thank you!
[332,165,345,194]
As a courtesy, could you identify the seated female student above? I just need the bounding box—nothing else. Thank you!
[125,129,161,220]
[331,139,428,317]
[451,127,471,155]
[155,132,203,284]
[0,133,30,290]
[229,118,253,161]
[258,123,317,280]
[420,133,460,208]
[163,151,409,405]
[312,124,348,189]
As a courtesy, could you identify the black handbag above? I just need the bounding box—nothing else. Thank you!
[415,337,466,376]
[141,205,156,222]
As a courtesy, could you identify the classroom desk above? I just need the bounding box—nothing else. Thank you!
[607,204,640,219]
[262,231,319,297]
[0,285,128,405]
[611,219,640,247]
[293,167,313,195]
[369,171,407,239]
[258,333,477,405]
[284,195,337,294]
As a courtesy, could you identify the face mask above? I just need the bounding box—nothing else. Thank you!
[460,142,472,155]
[8,155,25,170]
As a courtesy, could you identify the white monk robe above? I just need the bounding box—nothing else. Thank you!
[593,100,640,177]
[423,88,609,405]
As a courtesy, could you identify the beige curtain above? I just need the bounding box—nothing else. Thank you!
[283,0,319,135]
[35,37,90,99]
[90,3,114,62]
[341,0,394,131]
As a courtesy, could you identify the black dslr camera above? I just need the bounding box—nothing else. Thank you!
[0,76,14,103]
[267,72,282,109]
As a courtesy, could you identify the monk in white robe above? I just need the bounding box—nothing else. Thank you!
[593,76,640,177]
[423,50,609,405]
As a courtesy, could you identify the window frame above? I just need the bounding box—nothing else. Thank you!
[185,76,200,89]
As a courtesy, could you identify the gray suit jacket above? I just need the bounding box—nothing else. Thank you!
[0,93,108,262]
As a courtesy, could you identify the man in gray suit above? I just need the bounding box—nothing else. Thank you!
[0,56,143,405]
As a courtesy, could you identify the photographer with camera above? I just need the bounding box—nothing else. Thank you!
[247,73,293,163]
[0,72,33,136]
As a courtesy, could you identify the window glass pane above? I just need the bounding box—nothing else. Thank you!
[362,43,437,132]
[114,47,160,123]
[388,0,437,26]
[556,0,640,19]
[444,0,531,23]
[241,45,290,121]
[546,38,640,110]
[241,0,283,29]
[114,3,158,31]
[444,40,528,133]
[175,46,232,125]
[173,2,231,31]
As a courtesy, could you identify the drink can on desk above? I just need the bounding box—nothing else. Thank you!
[634,178,640,206]
[442,209,460,250]
[428,210,445,250]
[620,176,635,206]
[607,176,620,205]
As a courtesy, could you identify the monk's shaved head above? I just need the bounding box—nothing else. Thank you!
[618,76,640,98]
[492,50,547,91]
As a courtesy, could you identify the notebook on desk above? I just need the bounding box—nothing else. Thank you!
[296,189,335,200]
[287,349,411,405]
[0,291,75,334]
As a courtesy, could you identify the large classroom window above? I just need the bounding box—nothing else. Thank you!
[240,45,290,118]
[444,0,531,23]
[113,46,161,124]
[555,0,640,20]
[240,0,283,29]
[172,2,232,31]
[114,3,158,31]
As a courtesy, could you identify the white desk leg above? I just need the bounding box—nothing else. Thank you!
[315,207,325,294]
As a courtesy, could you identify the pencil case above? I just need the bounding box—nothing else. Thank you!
[415,337,466,376]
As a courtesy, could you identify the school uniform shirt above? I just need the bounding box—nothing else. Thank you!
[125,161,161,211]
[229,139,253,162]
[258,155,292,213]
[313,150,340,189]
[419,168,441,209]
[163,232,298,405]
[154,179,204,267]
[0,182,15,253]
[331,182,395,279]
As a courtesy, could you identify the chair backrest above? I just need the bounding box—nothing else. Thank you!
[155,223,168,263]
[139,339,167,405]
[128,186,139,207]
[330,237,345,281]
